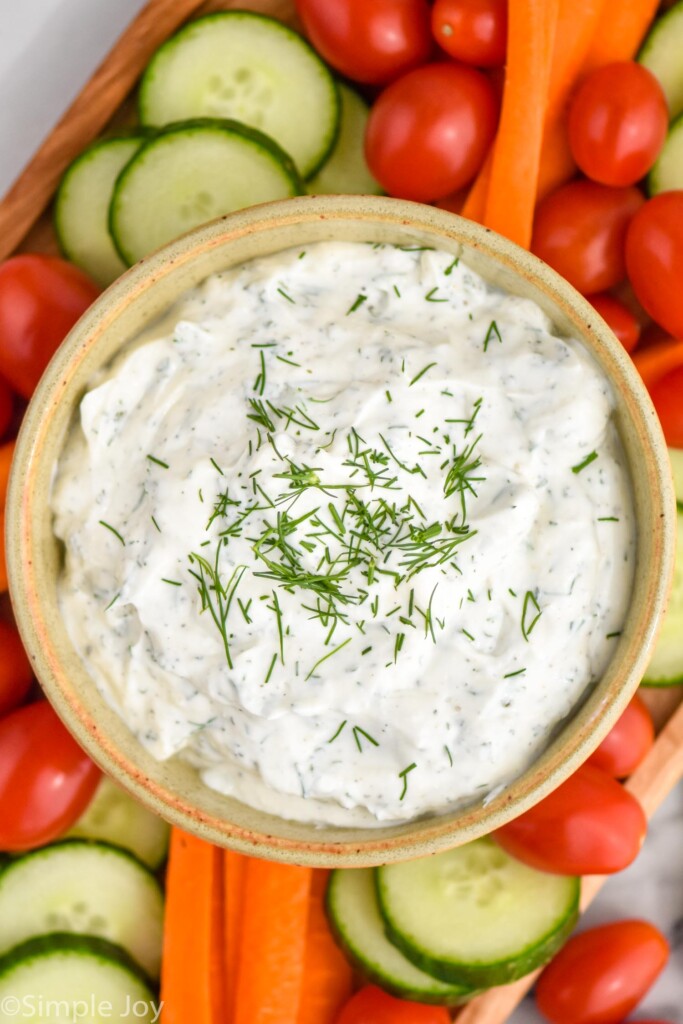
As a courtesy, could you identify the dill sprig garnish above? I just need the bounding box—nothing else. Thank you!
[188,544,246,668]
[306,637,352,680]
[521,590,542,641]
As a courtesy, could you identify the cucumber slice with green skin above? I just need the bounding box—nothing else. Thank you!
[54,135,148,287]
[376,838,579,988]
[307,83,382,196]
[648,112,683,194]
[326,868,476,1006]
[0,935,158,1024]
[138,12,339,178]
[110,118,303,265]
[65,777,170,870]
[638,0,683,121]
[642,507,683,686]
[0,841,163,979]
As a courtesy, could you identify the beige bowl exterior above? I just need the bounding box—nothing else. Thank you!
[6,195,676,866]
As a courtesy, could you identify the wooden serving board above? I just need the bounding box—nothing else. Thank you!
[1,2,681,1021]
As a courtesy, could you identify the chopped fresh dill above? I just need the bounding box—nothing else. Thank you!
[276,355,301,367]
[483,320,503,352]
[254,349,267,395]
[263,653,277,684]
[393,284,401,297]
[444,256,459,275]
[306,638,352,680]
[445,744,453,766]
[188,548,246,669]
[104,593,120,611]
[353,726,379,752]
[346,293,367,315]
[385,390,392,403]
[151,516,161,533]
[509,588,517,597]
[504,668,526,678]
[572,451,598,474]
[462,628,475,641]
[398,762,417,800]
[298,250,306,259]
[606,631,622,639]
[161,578,182,587]
[425,287,448,303]
[328,720,347,743]
[598,516,619,522]
[146,454,169,469]
[210,457,224,476]
[237,597,253,624]
[99,520,125,546]
[409,362,437,386]
[277,286,295,303]
[521,590,542,641]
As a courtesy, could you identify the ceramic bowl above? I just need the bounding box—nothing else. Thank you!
[6,195,676,866]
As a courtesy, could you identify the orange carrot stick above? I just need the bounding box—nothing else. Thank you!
[534,0,607,200]
[234,859,312,1024]
[224,850,248,1022]
[0,440,15,509]
[631,338,683,391]
[483,0,561,248]
[461,152,492,224]
[296,870,353,1024]
[160,830,224,1024]
[583,0,661,72]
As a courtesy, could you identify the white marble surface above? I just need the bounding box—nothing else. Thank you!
[1,4,681,1021]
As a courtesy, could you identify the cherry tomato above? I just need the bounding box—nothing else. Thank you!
[335,985,450,1024]
[0,621,33,718]
[431,0,507,67]
[626,192,683,340]
[0,700,100,851]
[365,63,498,201]
[0,255,99,400]
[532,181,644,295]
[649,365,683,448]
[568,62,669,187]
[587,695,654,778]
[0,376,13,440]
[536,920,669,1024]
[295,0,432,85]
[494,764,647,875]
[587,293,641,353]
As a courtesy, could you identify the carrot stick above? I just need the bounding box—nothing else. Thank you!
[224,850,248,1022]
[461,152,492,224]
[296,870,353,1024]
[160,830,224,1024]
[483,0,561,249]
[233,859,313,1024]
[583,0,661,72]
[631,338,683,391]
[0,441,15,509]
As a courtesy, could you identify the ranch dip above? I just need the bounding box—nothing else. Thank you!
[52,241,635,826]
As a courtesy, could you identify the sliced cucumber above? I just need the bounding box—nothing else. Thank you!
[110,119,303,265]
[307,83,382,196]
[0,935,157,1024]
[327,868,476,1006]
[65,777,170,870]
[638,0,683,120]
[648,112,683,194]
[376,838,579,988]
[0,841,163,979]
[54,134,148,286]
[138,12,339,178]
[642,506,683,686]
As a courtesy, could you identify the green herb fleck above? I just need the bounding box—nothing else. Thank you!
[99,521,125,546]
[521,590,542,641]
[147,454,169,469]
[572,451,598,474]
[346,294,367,315]
[399,762,417,800]
[483,320,503,352]
[328,720,347,743]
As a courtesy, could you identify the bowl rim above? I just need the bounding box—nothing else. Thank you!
[6,194,677,866]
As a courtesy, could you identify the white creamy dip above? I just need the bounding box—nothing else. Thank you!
[52,241,635,826]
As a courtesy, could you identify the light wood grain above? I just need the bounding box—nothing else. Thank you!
[455,698,683,1024]
[0,0,207,261]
